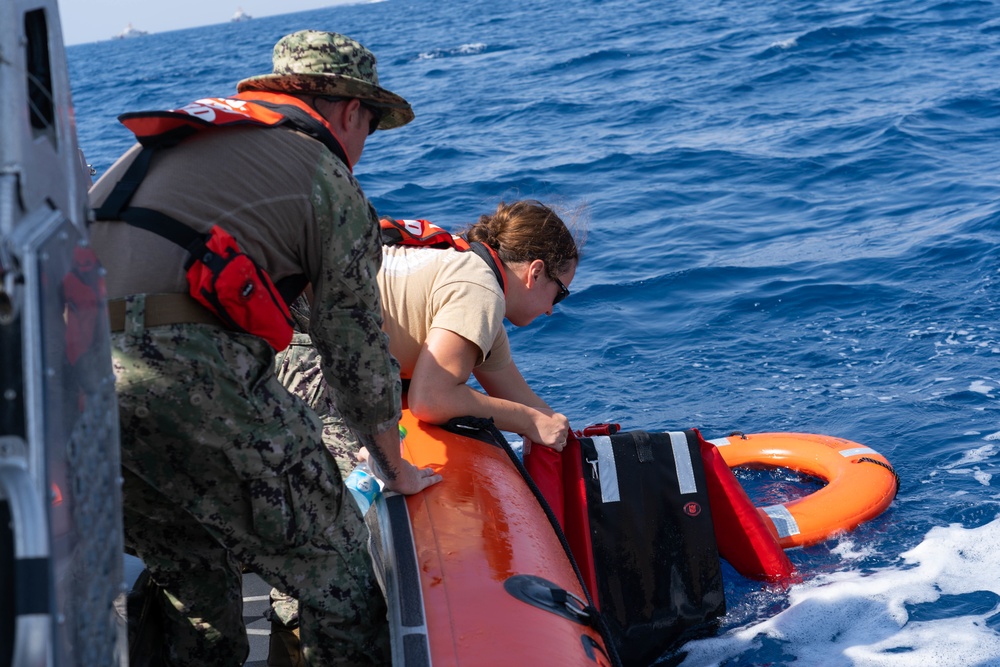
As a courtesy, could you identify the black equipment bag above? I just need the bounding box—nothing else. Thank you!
[578,429,726,666]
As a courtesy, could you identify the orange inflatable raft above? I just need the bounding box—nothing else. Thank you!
[366,415,897,665]
[709,432,899,549]
[367,406,612,667]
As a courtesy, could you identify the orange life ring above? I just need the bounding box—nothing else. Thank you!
[709,432,898,549]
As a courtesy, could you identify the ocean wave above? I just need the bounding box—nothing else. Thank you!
[678,520,1000,667]
[416,43,490,60]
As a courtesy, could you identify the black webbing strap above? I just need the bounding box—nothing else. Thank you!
[92,139,308,306]
[250,99,351,169]
[91,144,209,257]
[631,430,655,463]
[469,242,505,292]
[118,207,208,260]
[92,145,156,221]
[274,274,308,305]
[112,206,307,305]
[120,118,198,150]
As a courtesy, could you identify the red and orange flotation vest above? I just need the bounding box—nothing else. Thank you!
[379,217,507,294]
[92,91,353,350]
[116,90,353,168]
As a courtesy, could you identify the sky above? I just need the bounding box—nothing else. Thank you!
[57,0,354,46]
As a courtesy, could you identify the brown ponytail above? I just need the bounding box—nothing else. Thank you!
[460,200,580,277]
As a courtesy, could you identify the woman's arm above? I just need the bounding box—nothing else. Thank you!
[474,358,549,411]
[407,327,570,449]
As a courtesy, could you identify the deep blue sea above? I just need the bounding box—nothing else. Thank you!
[67,0,1000,664]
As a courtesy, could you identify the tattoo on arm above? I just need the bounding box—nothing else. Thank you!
[357,431,398,482]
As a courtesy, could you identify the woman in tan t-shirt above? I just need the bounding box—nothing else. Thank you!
[380,200,579,452]
[267,200,579,660]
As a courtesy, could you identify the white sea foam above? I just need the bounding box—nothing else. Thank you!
[941,443,997,469]
[829,536,876,561]
[417,43,487,59]
[679,519,1000,667]
[970,380,996,396]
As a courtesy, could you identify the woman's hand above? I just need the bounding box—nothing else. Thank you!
[528,410,571,451]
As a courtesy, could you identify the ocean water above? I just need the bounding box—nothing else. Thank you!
[66,0,1000,664]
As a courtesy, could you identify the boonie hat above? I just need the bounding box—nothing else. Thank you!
[237,30,414,130]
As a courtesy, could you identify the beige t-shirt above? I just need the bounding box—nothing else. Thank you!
[378,244,512,378]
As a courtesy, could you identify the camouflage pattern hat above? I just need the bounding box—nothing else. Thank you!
[237,30,414,130]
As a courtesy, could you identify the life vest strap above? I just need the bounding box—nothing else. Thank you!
[468,242,507,294]
[379,218,507,294]
[92,141,307,305]
[112,206,306,307]
[92,145,156,221]
[248,99,350,168]
[118,207,207,259]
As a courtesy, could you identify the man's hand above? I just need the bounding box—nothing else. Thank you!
[382,458,441,494]
[358,445,441,495]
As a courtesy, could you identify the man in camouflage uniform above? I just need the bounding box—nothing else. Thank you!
[267,298,366,666]
[277,299,362,481]
[88,30,440,667]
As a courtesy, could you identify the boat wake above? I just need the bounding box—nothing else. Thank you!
[678,518,1000,667]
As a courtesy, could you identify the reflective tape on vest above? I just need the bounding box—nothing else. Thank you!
[592,435,620,504]
[669,431,699,495]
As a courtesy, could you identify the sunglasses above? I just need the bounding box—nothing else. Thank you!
[317,96,383,135]
[552,275,570,306]
[361,102,383,135]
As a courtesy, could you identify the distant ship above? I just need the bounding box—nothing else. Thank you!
[113,23,148,39]
[231,7,253,22]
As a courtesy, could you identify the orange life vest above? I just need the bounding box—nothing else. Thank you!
[117,90,352,169]
[379,217,507,294]
[91,91,357,350]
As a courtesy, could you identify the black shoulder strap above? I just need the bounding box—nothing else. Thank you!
[274,274,308,305]
[630,431,655,463]
[118,207,208,259]
[92,145,209,261]
[379,224,405,246]
[92,141,308,305]
[92,145,156,221]
[249,100,351,168]
[469,241,505,292]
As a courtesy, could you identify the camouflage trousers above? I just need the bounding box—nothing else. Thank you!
[112,296,389,666]
[274,333,361,479]
[269,333,363,629]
